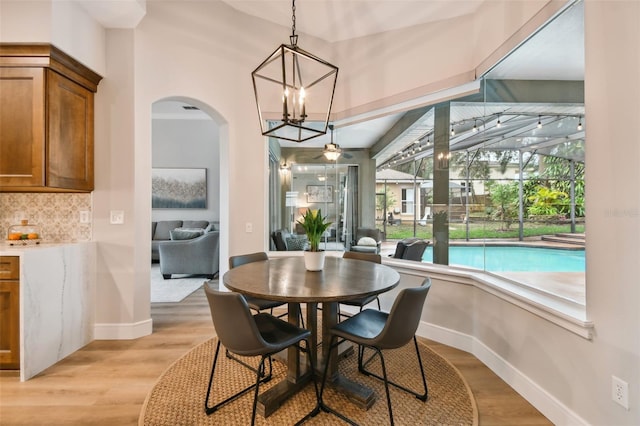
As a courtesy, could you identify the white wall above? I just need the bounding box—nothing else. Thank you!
[0,0,106,75]
[2,1,639,424]
[151,118,220,222]
[582,1,639,424]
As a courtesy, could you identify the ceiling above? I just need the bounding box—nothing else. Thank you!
[220,0,483,43]
[146,0,584,165]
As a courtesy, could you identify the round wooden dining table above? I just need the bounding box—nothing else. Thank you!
[223,255,400,417]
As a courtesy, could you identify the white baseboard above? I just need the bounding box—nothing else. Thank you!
[418,321,589,426]
[94,318,153,340]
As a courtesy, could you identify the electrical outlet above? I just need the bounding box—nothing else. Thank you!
[110,210,125,225]
[612,376,629,410]
[79,211,91,224]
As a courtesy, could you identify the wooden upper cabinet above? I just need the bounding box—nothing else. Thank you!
[47,70,94,190]
[0,68,45,187]
[0,44,102,192]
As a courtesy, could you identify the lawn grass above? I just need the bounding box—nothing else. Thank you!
[380,220,585,241]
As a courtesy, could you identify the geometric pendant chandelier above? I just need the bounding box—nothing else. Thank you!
[251,0,338,143]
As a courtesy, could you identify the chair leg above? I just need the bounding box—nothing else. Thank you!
[293,338,322,425]
[250,355,268,426]
[316,335,358,425]
[358,336,428,401]
[374,347,395,426]
[358,340,378,370]
[411,336,429,401]
[225,348,272,379]
[205,341,272,416]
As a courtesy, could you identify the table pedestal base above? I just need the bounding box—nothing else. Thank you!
[330,375,376,410]
[257,371,312,418]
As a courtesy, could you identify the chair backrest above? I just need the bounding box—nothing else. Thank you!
[391,238,429,260]
[356,227,382,242]
[391,238,420,258]
[270,230,289,251]
[402,240,429,261]
[204,285,269,356]
[229,251,268,269]
[374,277,431,349]
[343,251,382,264]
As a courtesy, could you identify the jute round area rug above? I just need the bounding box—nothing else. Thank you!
[140,338,478,425]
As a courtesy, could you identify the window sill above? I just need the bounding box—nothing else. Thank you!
[384,258,594,340]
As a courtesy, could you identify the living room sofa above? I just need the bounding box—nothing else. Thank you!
[151,220,220,279]
[151,220,217,261]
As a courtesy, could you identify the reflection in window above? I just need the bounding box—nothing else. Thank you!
[271,161,358,252]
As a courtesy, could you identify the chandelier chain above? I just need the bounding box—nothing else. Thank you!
[291,0,296,37]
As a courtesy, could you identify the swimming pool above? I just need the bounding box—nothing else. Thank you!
[422,246,585,272]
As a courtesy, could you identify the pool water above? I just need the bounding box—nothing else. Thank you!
[422,246,585,272]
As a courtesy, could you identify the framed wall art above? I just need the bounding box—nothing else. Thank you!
[152,168,207,209]
[306,185,333,203]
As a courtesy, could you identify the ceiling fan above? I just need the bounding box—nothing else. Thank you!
[315,125,353,160]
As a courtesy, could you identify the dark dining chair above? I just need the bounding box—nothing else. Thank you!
[227,252,304,373]
[229,251,305,327]
[339,252,382,319]
[319,277,432,425]
[204,286,319,425]
[229,252,285,315]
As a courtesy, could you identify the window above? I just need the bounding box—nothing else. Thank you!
[401,188,414,214]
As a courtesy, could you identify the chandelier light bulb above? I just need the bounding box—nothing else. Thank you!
[577,116,583,131]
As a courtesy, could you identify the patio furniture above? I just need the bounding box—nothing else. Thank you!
[351,227,383,254]
[390,238,430,262]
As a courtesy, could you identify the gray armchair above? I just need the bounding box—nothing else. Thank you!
[159,231,220,279]
[351,227,383,254]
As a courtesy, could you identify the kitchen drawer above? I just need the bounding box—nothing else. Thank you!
[0,256,19,280]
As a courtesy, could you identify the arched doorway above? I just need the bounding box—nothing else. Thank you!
[150,97,225,302]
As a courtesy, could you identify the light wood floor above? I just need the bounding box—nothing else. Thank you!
[0,286,552,425]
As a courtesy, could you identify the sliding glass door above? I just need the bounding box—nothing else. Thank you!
[279,163,357,251]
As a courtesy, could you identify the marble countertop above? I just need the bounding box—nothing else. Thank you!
[4,242,96,381]
[0,242,87,256]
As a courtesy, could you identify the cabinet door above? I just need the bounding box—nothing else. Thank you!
[0,256,19,370]
[47,70,94,191]
[0,280,19,369]
[0,68,46,187]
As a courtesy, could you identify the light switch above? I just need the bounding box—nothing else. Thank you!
[245,222,253,233]
[110,210,125,224]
